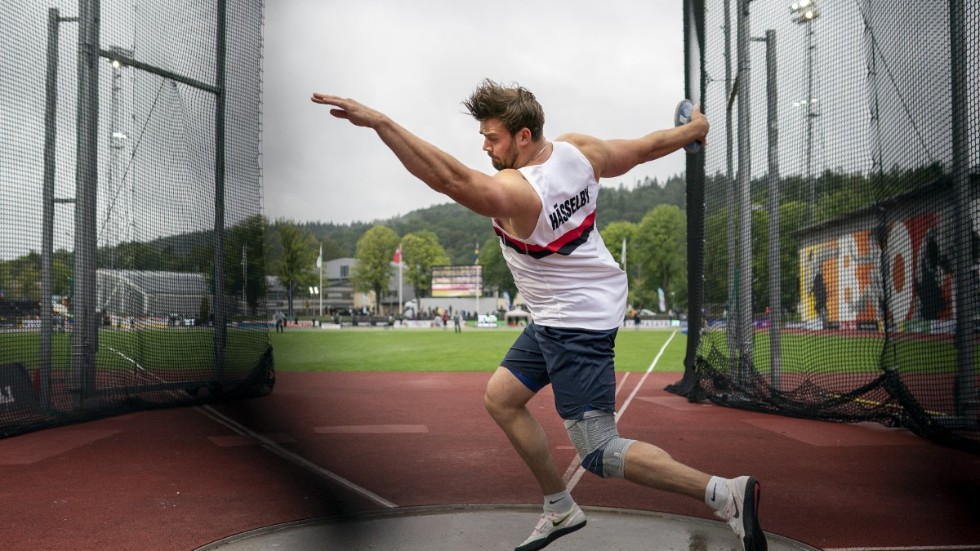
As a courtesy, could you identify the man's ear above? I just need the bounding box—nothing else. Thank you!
[517,127,533,148]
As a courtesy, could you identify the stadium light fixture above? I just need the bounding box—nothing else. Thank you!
[790,0,820,24]
[792,98,819,108]
[107,46,134,68]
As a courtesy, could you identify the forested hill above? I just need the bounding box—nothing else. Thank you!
[297,173,686,265]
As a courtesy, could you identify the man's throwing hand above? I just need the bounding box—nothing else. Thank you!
[310,93,386,129]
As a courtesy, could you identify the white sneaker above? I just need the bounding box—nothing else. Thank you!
[715,476,768,551]
[514,503,587,551]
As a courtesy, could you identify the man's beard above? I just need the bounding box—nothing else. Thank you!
[490,142,519,171]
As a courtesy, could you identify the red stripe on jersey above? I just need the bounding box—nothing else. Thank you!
[495,211,596,258]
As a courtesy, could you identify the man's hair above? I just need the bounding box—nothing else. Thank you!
[463,79,545,140]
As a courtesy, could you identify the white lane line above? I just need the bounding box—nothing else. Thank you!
[564,331,678,491]
[617,330,678,421]
[196,404,398,509]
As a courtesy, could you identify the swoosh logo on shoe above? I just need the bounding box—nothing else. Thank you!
[552,511,573,527]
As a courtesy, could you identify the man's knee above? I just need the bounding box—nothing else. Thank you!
[484,368,523,419]
[483,386,502,418]
[483,380,499,415]
[564,410,635,479]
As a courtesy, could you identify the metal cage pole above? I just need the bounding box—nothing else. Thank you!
[41,8,78,409]
[213,0,228,381]
[764,29,781,389]
[724,0,738,359]
[752,30,781,389]
[735,0,754,372]
[949,0,977,419]
[684,0,707,378]
[73,0,101,404]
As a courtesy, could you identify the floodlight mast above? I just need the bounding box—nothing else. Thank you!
[790,0,820,223]
[108,46,134,257]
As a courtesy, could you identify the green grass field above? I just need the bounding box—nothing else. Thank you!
[0,328,270,373]
[704,330,967,375]
[0,326,687,374]
[269,327,689,373]
[4,325,963,377]
[270,327,959,375]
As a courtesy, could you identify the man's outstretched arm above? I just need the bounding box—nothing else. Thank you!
[310,93,538,222]
[561,105,710,180]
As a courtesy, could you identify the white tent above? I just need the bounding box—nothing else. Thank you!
[504,309,531,321]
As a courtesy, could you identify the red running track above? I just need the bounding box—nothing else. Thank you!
[1,371,979,550]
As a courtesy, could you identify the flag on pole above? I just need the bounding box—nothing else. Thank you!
[317,244,323,317]
[658,287,667,312]
[395,244,404,315]
[621,237,627,270]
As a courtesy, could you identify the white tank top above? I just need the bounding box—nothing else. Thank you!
[492,141,627,330]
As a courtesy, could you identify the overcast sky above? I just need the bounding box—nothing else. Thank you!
[261,0,687,226]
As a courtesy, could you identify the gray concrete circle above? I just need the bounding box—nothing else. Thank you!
[196,504,819,551]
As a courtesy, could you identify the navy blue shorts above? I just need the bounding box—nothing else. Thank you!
[500,323,618,420]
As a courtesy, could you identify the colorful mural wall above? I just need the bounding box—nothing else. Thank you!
[799,199,978,333]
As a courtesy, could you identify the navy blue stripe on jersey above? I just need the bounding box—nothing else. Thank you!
[495,211,595,259]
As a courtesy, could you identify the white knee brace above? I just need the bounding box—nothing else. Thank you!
[564,410,635,478]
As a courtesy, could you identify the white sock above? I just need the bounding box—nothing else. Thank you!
[704,476,731,512]
[543,490,573,513]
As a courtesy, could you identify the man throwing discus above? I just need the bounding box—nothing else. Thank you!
[311,80,767,551]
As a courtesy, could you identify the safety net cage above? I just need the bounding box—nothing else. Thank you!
[677,0,980,452]
[0,0,272,438]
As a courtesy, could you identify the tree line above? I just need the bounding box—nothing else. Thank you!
[1,164,952,321]
[271,174,689,316]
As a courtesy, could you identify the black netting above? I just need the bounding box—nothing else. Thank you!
[0,0,271,438]
[679,0,979,452]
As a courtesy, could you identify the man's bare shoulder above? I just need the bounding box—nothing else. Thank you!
[555,133,605,179]
[490,167,540,205]
[555,132,601,148]
[491,167,530,187]
[490,168,541,238]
